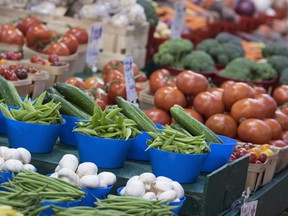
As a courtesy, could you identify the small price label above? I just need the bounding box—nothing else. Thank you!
[86,22,103,70]
[171,2,186,38]
[240,200,258,216]
[124,57,138,104]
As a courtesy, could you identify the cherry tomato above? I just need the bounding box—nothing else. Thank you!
[103,69,124,84]
[171,108,204,123]
[1,26,24,46]
[66,27,88,44]
[272,85,288,106]
[238,118,272,144]
[176,70,208,95]
[44,42,70,56]
[230,98,265,123]
[255,94,277,118]
[193,91,225,119]
[274,110,288,131]
[84,76,104,90]
[154,86,187,111]
[30,55,45,65]
[149,69,171,94]
[108,82,126,104]
[95,99,106,111]
[222,82,255,111]
[26,24,52,49]
[144,108,171,125]
[61,34,79,55]
[66,77,86,89]
[264,118,282,140]
[205,113,238,138]
[16,16,41,35]
[4,71,19,81]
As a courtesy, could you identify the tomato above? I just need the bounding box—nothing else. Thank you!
[272,85,288,106]
[171,108,204,123]
[237,118,272,144]
[176,70,208,95]
[61,34,79,54]
[16,16,41,35]
[135,73,148,82]
[149,69,171,94]
[49,29,60,40]
[231,98,265,123]
[205,113,238,138]
[84,76,104,90]
[207,87,224,100]
[274,110,288,131]
[154,86,187,111]
[1,26,24,46]
[44,42,70,56]
[222,82,255,111]
[108,82,126,104]
[281,106,288,116]
[193,91,225,118]
[220,80,235,89]
[96,88,110,105]
[26,24,52,49]
[95,99,106,111]
[282,131,288,144]
[66,27,88,44]
[253,86,267,95]
[66,77,86,89]
[264,118,282,140]
[255,94,277,118]
[118,62,140,77]
[269,140,287,148]
[144,108,170,125]
[103,69,124,84]
[102,60,122,74]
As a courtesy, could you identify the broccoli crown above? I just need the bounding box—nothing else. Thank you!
[137,0,159,27]
[268,55,288,73]
[250,63,277,81]
[182,50,215,72]
[262,43,288,58]
[196,39,220,53]
[216,32,242,46]
[280,68,288,85]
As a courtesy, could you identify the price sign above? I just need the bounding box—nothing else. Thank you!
[86,22,103,71]
[171,2,186,38]
[240,200,258,216]
[124,57,138,104]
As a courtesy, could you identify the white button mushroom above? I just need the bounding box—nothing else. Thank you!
[58,154,79,172]
[172,181,185,200]
[98,172,117,186]
[156,176,173,182]
[99,179,108,188]
[50,172,59,178]
[55,165,60,172]
[17,148,31,164]
[0,157,4,166]
[127,175,139,184]
[2,159,23,172]
[125,180,146,197]
[143,192,157,200]
[139,172,156,191]
[158,190,178,202]
[120,187,126,196]
[0,146,9,158]
[80,175,100,188]
[76,162,98,178]
[23,164,37,172]
[58,168,80,185]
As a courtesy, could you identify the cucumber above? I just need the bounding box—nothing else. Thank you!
[46,87,63,97]
[116,96,159,133]
[170,105,223,143]
[47,93,91,119]
[54,82,95,115]
[0,76,22,107]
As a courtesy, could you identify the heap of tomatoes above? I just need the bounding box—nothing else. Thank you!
[0,64,42,81]
[144,69,288,147]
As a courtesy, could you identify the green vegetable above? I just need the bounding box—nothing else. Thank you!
[280,68,288,85]
[137,0,158,27]
[262,42,288,58]
[267,55,288,73]
[0,76,22,107]
[54,206,130,216]
[215,32,242,46]
[182,50,215,72]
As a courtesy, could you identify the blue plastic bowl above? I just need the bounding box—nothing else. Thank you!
[59,115,85,146]
[0,171,13,184]
[201,135,237,173]
[117,186,186,216]
[5,117,65,153]
[80,185,113,207]
[149,148,208,183]
[127,124,164,161]
[0,106,19,134]
[74,132,136,168]
[39,199,81,216]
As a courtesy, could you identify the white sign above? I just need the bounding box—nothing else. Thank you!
[240,200,258,216]
[171,2,186,38]
[86,23,103,71]
[124,57,138,103]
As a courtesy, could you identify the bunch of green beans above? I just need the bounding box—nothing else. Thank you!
[146,125,210,154]
[0,92,63,124]
[95,195,175,216]
[53,206,129,216]
[73,105,141,140]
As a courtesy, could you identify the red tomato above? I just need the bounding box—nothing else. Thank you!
[44,42,70,56]
[205,113,238,138]
[269,140,287,148]
[16,16,41,35]
[26,24,52,49]
[193,91,225,119]
[66,27,88,44]
[231,98,266,123]
[95,99,106,111]
[274,110,288,131]
[272,85,288,106]
[238,118,272,144]
[144,108,170,125]
[222,82,255,111]
[149,69,171,94]
[154,86,187,111]
[207,87,224,100]
[96,88,110,105]
[103,69,124,84]
[118,62,140,77]
[171,108,204,123]
[108,82,126,104]
[253,86,267,95]
[66,77,86,89]
[61,34,79,54]
[255,94,277,118]
[176,70,208,95]
[1,26,24,46]
[220,80,235,89]
[135,73,148,82]
[264,118,282,140]
[84,76,104,90]
[102,60,122,74]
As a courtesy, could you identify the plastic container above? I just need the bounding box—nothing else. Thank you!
[149,148,208,183]
[127,124,164,161]
[39,199,81,216]
[59,115,84,147]
[0,106,19,134]
[201,135,237,173]
[74,132,136,168]
[80,185,113,207]
[5,117,65,153]
[0,171,13,184]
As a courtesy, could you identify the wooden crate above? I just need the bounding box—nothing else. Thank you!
[139,88,154,110]
[11,79,32,98]
[28,71,50,99]
[272,145,288,174]
[0,42,22,52]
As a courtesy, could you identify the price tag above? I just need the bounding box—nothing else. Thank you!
[124,57,138,104]
[171,2,186,38]
[86,22,103,71]
[240,200,258,216]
